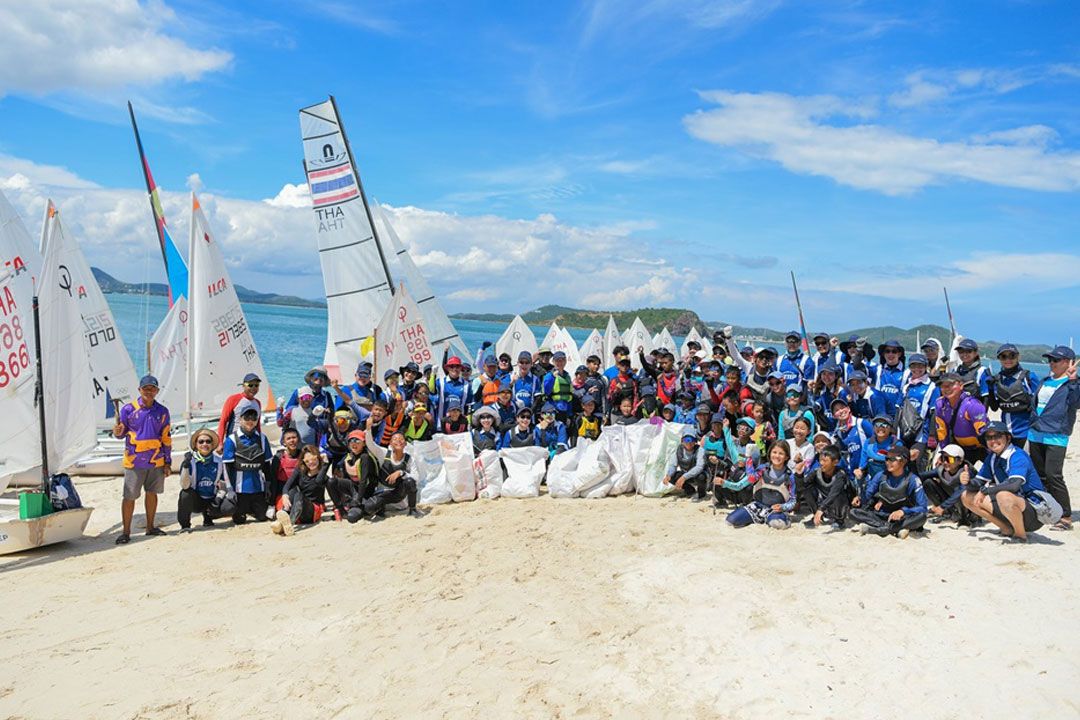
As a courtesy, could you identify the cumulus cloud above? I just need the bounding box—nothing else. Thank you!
[0,0,231,97]
[683,90,1080,195]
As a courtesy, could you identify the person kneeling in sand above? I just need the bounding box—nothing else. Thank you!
[327,430,378,523]
[850,445,928,539]
[958,422,1062,542]
[222,404,272,525]
[177,429,233,532]
[360,431,422,520]
[799,445,852,528]
[272,445,329,536]
[726,440,796,529]
[664,433,707,501]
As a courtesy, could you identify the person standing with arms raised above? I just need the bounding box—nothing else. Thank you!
[112,375,172,544]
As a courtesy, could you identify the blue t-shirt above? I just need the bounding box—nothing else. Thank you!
[976,444,1045,498]
[1029,377,1069,447]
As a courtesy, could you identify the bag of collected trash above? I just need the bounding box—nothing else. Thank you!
[499,446,548,498]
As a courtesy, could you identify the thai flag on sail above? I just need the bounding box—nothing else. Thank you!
[307,163,359,207]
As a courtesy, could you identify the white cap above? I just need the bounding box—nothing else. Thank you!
[940,444,964,459]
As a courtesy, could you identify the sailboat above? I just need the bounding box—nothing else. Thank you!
[579,328,604,365]
[654,327,677,354]
[622,317,654,358]
[0,190,95,554]
[373,204,469,361]
[299,97,395,380]
[602,315,620,369]
[496,315,538,360]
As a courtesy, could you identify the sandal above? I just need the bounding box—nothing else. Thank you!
[115,533,130,545]
[1051,520,1073,531]
[145,527,167,537]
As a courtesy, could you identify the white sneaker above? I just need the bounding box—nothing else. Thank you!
[270,520,283,535]
[276,510,295,537]
[897,528,910,540]
[265,506,276,521]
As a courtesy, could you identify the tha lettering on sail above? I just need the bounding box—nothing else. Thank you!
[315,207,345,233]
[0,284,30,389]
[385,323,432,365]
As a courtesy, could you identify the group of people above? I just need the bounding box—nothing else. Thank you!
[110,324,1079,544]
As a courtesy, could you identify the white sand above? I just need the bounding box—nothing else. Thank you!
[2,447,1079,719]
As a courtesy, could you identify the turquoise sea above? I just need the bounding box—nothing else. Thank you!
[106,294,1049,400]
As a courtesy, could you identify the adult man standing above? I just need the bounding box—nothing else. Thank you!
[1028,347,1080,531]
[217,372,262,445]
[934,372,989,465]
[112,375,172,545]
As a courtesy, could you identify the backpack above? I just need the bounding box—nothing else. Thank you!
[49,473,83,511]
[897,400,923,447]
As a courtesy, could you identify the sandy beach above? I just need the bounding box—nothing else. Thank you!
[2,445,1079,720]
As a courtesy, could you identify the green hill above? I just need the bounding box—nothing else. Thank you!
[91,267,327,309]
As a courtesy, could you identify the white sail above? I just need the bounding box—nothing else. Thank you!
[0,190,43,489]
[39,204,96,471]
[149,296,188,413]
[579,329,604,364]
[187,193,273,415]
[602,315,620,369]
[299,98,394,377]
[622,317,654,358]
[373,283,432,382]
[540,322,560,350]
[496,315,538,361]
[42,201,138,422]
[551,326,582,369]
[373,204,469,360]
[655,327,677,354]
[680,327,703,357]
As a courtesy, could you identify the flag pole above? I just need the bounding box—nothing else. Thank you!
[791,271,810,354]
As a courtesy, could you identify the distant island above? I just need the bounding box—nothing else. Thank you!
[92,267,327,309]
[453,305,1053,363]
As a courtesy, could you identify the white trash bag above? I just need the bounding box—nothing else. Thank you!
[547,441,591,499]
[411,438,453,505]
[499,446,549,498]
[474,449,504,499]
[638,422,696,497]
[621,421,660,495]
[437,433,477,502]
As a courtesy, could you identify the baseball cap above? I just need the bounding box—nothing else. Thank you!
[1043,346,1076,362]
[139,374,159,388]
[940,444,964,460]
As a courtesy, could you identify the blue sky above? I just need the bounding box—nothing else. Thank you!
[0,0,1077,342]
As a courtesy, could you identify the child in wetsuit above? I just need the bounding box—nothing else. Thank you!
[726,440,797,529]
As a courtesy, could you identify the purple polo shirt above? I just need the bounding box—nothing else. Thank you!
[119,399,172,469]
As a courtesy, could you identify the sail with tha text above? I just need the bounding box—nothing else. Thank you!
[373,204,469,361]
[187,193,273,414]
[299,97,394,378]
[41,200,138,422]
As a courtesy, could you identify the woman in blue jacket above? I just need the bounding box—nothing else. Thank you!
[1028,347,1080,530]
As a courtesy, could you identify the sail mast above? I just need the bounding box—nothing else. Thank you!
[329,95,396,295]
[31,292,49,490]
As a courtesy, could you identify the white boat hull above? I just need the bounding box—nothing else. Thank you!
[0,504,94,555]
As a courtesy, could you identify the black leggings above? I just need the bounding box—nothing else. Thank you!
[177,489,234,528]
[850,508,927,536]
[232,492,268,523]
[284,487,318,524]
[1030,442,1069,517]
[363,478,418,516]
[672,471,707,499]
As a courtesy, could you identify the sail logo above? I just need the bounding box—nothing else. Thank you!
[310,142,347,167]
[306,163,359,207]
[207,278,228,298]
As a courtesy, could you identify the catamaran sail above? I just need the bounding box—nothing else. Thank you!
[622,317,654,357]
[0,189,43,490]
[373,204,469,361]
[579,329,604,364]
[299,97,395,378]
[496,315,538,361]
[41,201,138,422]
[187,193,273,415]
[602,315,620,368]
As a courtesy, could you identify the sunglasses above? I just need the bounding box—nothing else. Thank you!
[874,421,891,428]
[885,456,904,463]
[984,433,1007,442]
[196,438,213,444]
[998,353,1018,360]
[244,382,261,388]
[815,340,829,346]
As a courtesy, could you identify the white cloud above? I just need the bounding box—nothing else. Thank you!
[683,90,1080,195]
[264,183,311,209]
[0,0,231,96]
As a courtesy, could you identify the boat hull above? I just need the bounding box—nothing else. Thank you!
[0,504,94,555]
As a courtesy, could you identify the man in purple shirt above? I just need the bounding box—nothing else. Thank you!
[934,372,989,466]
[111,374,172,544]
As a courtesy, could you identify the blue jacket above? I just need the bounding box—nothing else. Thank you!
[811,385,843,432]
[511,373,543,413]
[834,418,873,473]
[537,421,569,455]
[842,360,878,385]
[900,376,939,445]
[858,434,901,480]
[975,444,1045,499]
[874,363,906,417]
[839,385,887,420]
[434,376,473,430]
[811,349,843,379]
[1029,376,1080,446]
[497,427,541,450]
[334,381,385,410]
[990,368,1040,440]
[862,471,928,516]
[778,352,814,386]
